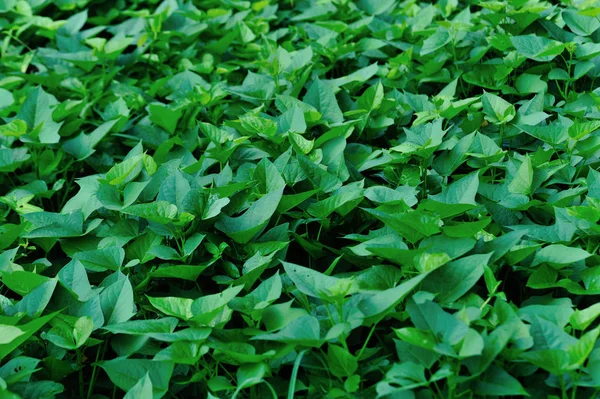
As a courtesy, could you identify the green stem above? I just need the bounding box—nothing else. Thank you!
[288,349,308,399]
[432,380,444,399]
[450,32,458,63]
[263,380,279,399]
[447,359,459,399]
[420,159,428,198]
[87,340,107,399]
[324,304,335,325]
[560,374,567,399]
[78,350,84,399]
[556,81,567,100]
[357,323,377,359]
[316,222,323,242]
[336,300,350,351]
[59,166,78,210]
[565,52,573,99]
[479,294,494,310]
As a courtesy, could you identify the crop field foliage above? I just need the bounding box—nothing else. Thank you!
[3,0,600,398]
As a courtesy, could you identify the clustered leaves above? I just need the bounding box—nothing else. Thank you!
[2,0,600,398]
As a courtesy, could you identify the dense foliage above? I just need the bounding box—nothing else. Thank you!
[3,0,600,398]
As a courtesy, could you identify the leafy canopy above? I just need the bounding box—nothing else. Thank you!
[1,0,600,398]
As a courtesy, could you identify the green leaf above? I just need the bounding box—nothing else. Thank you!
[147,296,194,320]
[357,273,429,325]
[473,365,529,396]
[482,91,516,125]
[229,272,282,317]
[307,181,364,218]
[426,172,479,217]
[289,132,314,154]
[277,189,319,213]
[327,345,358,378]
[235,362,267,393]
[511,35,566,62]
[2,271,49,296]
[124,374,153,399]
[150,264,210,281]
[518,123,569,145]
[148,103,182,135]
[303,79,343,124]
[63,119,118,160]
[571,303,600,330]
[44,316,93,349]
[297,156,343,193]
[508,155,533,195]
[14,86,63,144]
[0,325,26,345]
[520,349,570,375]
[7,2,600,396]
[277,105,307,134]
[100,358,174,399]
[283,261,358,301]
[356,0,395,15]
[105,154,144,186]
[190,285,243,325]
[0,312,59,361]
[157,170,191,211]
[563,9,600,36]
[365,208,442,244]
[102,317,177,336]
[23,211,84,238]
[531,244,591,268]
[0,148,30,172]
[405,294,468,347]
[58,260,93,301]
[72,247,124,272]
[515,74,548,94]
[252,315,323,347]
[215,188,283,244]
[122,201,178,224]
[99,271,136,325]
[7,279,57,317]
[0,356,41,385]
[421,27,451,56]
[421,254,491,303]
[0,119,27,137]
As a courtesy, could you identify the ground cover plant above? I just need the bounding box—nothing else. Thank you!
[4,0,600,398]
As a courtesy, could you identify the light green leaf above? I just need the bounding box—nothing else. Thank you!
[508,155,533,195]
[532,244,591,268]
[303,79,343,124]
[421,254,491,303]
[482,91,516,125]
[100,358,174,399]
[99,271,136,325]
[511,35,566,62]
[283,261,359,301]
[15,86,63,144]
[122,201,178,224]
[421,27,451,56]
[563,9,600,36]
[124,373,153,399]
[63,119,118,160]
[148,103,182,135]
[215,188,283,243]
